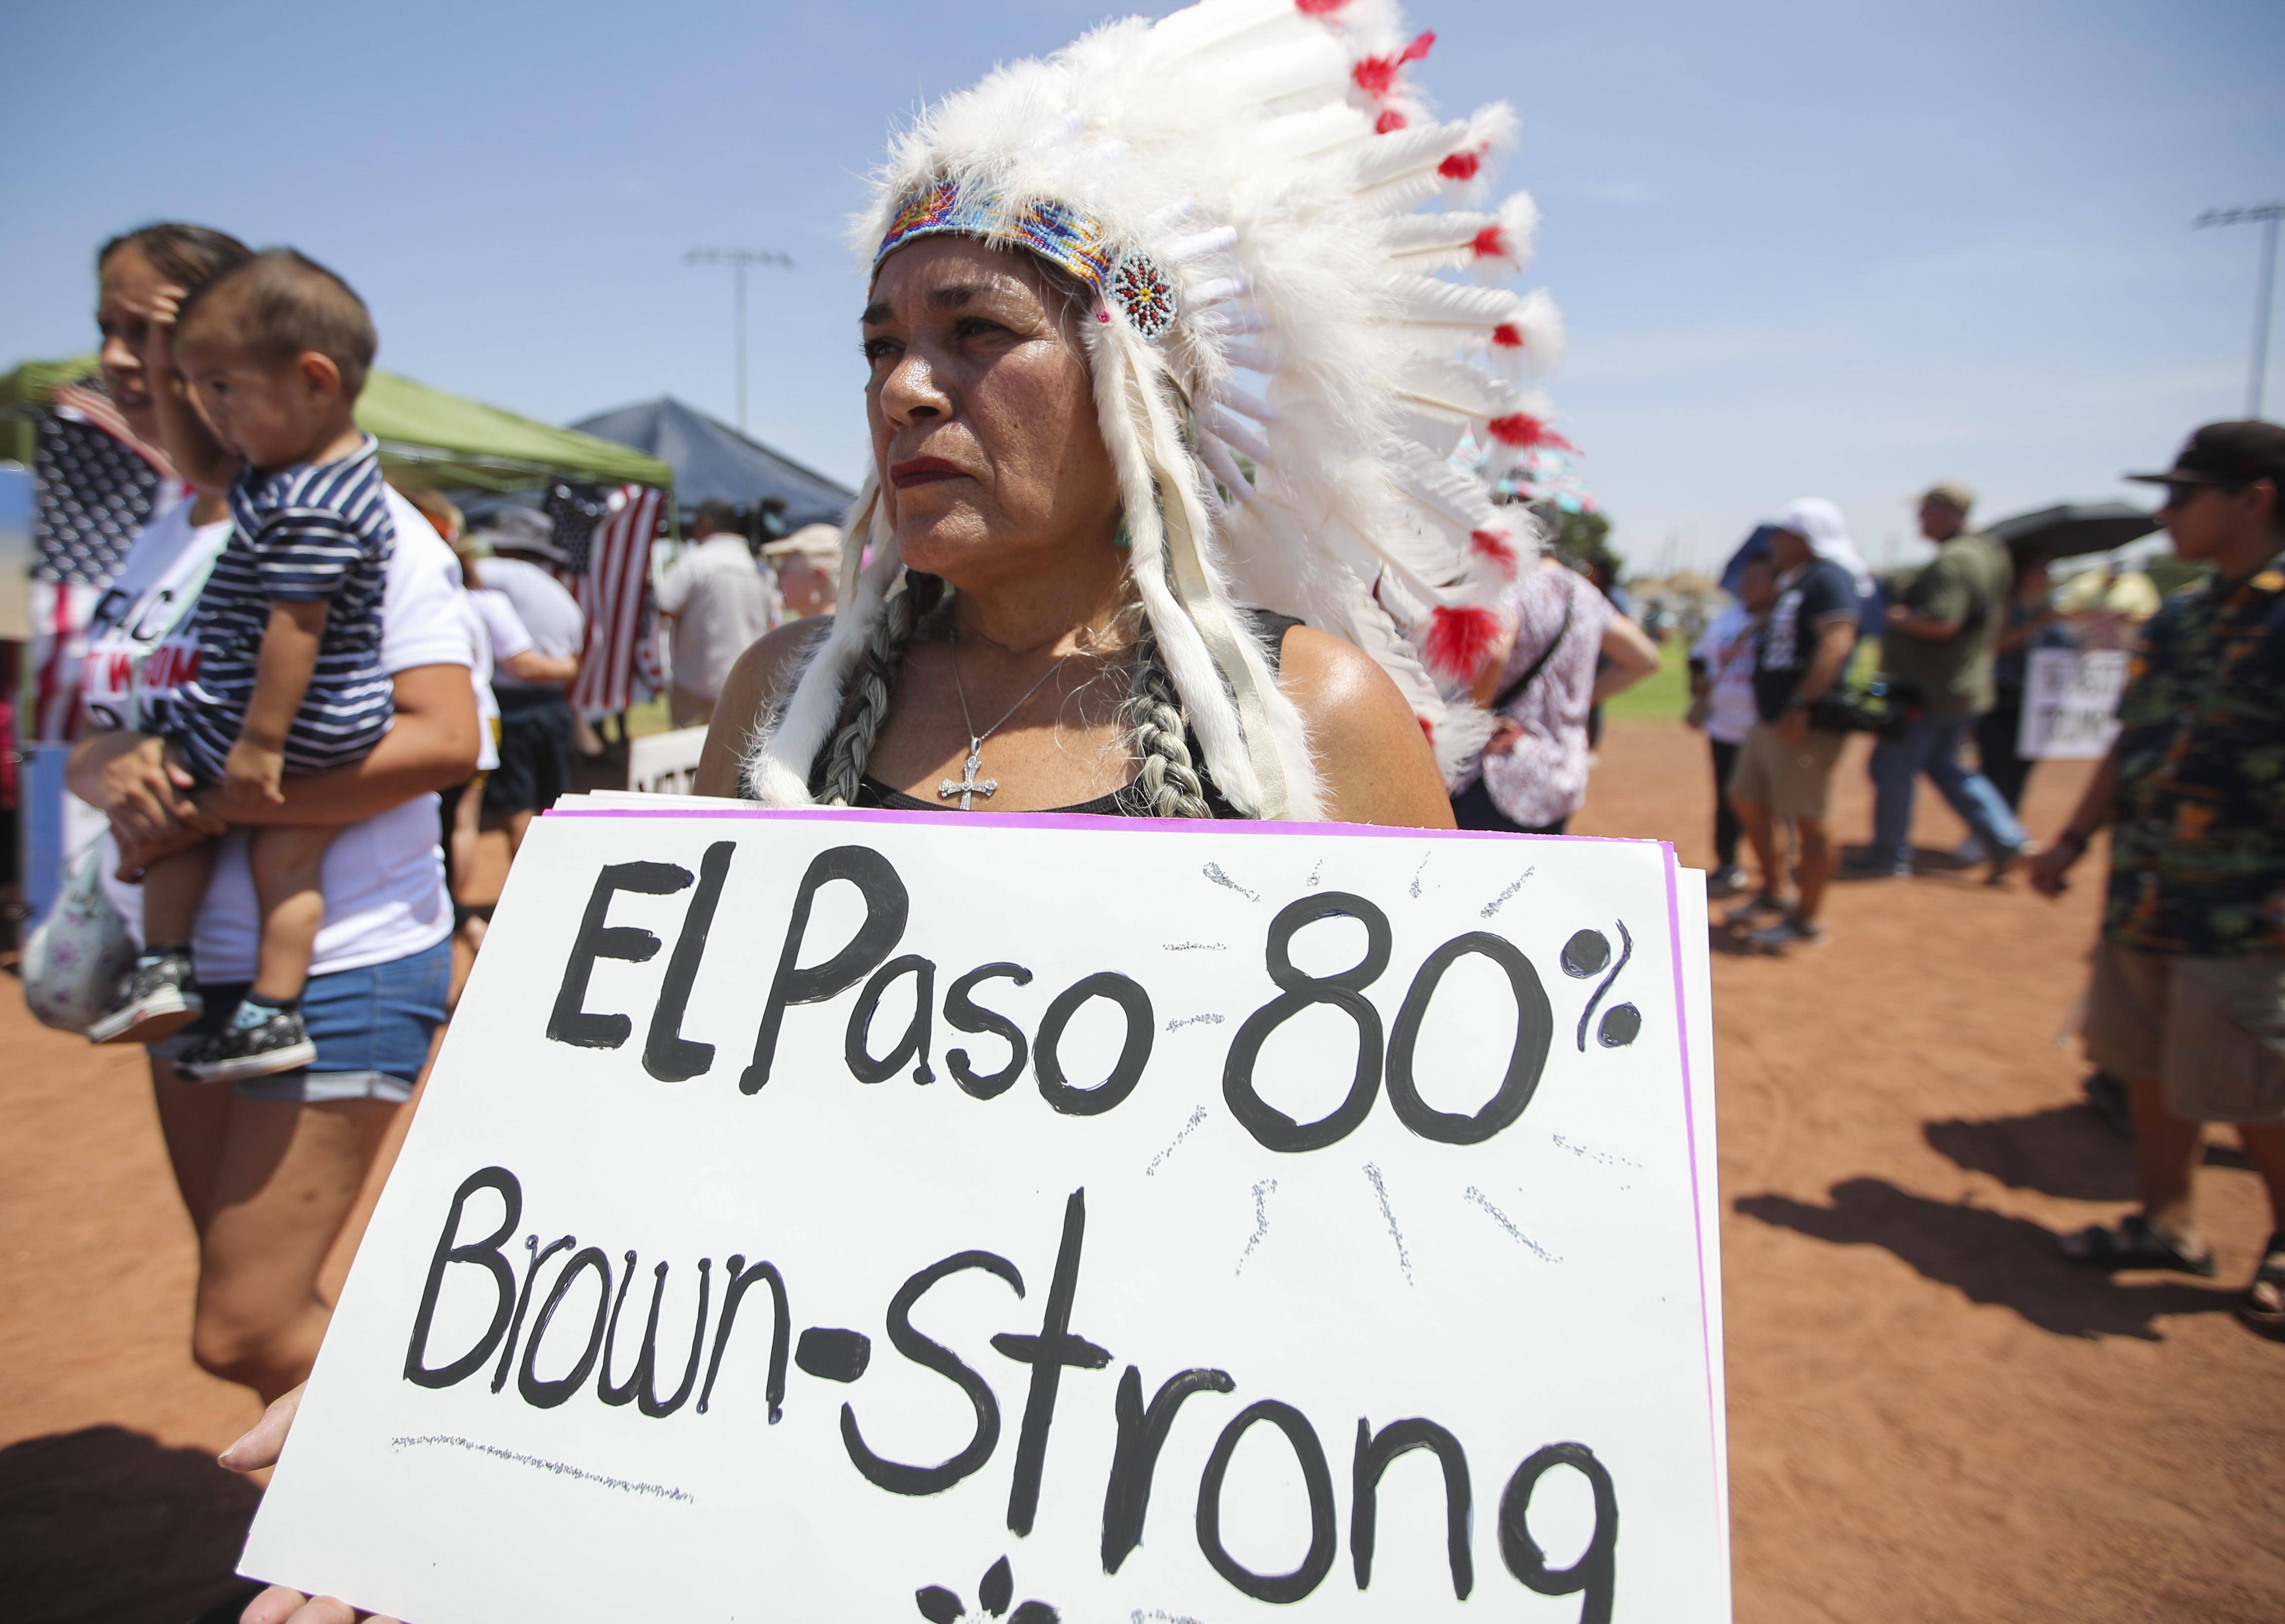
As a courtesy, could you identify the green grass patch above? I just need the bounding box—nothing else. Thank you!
[1604,645,1693,723]
[623,694,674,738]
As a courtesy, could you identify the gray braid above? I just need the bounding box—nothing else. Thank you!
[820,579,922,806]
[1128,626,1215,819]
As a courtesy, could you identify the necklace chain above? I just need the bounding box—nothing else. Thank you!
[937,621,1089,809]
[949,621,1084,752]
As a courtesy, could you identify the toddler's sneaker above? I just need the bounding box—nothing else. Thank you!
[176,1005,318,1082]
[88,951,203,1045]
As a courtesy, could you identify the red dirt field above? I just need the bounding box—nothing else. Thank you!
[3,720,2281,1623]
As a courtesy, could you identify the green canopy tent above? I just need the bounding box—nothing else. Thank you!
[1,357,672,492]
[7,358,676,925]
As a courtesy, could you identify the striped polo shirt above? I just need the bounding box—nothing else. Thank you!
[169,435,397,779]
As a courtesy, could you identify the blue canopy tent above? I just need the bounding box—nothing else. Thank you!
[572,397,855,530]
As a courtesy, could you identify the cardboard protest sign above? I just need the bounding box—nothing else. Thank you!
[2020,648,2128,760]
[243,802,1728,1623]
[627,725,710,794]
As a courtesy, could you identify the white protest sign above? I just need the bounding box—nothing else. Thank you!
[243,803,1728,1623]
[2020,648,2129,759]
[627,725,711,794]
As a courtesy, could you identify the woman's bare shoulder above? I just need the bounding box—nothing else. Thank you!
[693,618,835,797]
[1273,624,1454,829]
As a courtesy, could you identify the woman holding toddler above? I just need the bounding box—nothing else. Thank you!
[66,222,479,1404]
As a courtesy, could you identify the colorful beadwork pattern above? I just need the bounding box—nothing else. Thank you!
[876,181,1117,295]
[1107,252,1178,341]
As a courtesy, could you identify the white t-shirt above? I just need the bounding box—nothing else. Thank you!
[656,534,780,702]
[76,497,230,738]
[453,587,503,775]
[1690,602,1761,746]
[480,556,584,691]
[87,491,475,980]
[471,588,534,665]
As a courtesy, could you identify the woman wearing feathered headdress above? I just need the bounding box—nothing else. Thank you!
[224,4,1579,1594]
[682,0,1563,830]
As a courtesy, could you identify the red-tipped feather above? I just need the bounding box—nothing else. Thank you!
[1438,149,1482,181]
[1470,225,1509,260]
[1353,31,1435,97]
[1295,0,1349,14]
[1487,412,1578,452]
[1470,527,1519,573]
[1425,603,1505,681]
[1491,322,1524,348]
[1375,108,1408,134]
[1417,715,1437,743]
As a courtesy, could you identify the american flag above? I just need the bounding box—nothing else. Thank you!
[565,484,665,715]
[543,479,614,574]
[30,380,183,739]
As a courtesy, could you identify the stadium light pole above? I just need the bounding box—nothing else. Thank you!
[686,248,793,433]
[2196,203,2284,419]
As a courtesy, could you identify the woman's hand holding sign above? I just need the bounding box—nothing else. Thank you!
[222,1389,403,1624]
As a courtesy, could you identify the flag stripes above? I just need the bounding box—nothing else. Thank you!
[566,485,664,715]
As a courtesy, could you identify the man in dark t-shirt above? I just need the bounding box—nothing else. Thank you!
[1726,500,1862,948]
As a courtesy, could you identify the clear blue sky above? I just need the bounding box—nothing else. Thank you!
[6,0,2279,574]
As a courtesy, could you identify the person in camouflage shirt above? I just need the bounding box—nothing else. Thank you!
[2104,556,2285,953]
[2031,421,2285,1341]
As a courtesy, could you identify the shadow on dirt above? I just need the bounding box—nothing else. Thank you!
[1926,1104,2252,1202]
[1734,1176,2237,1340]
[0,1425,260,1624]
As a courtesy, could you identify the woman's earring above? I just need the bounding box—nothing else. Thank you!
[1113,518,1132,551]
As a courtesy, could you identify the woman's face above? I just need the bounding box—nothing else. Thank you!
[861,236,1120,585]
[95,244,168,443]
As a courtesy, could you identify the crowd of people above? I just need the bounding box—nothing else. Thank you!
[18,154,2285,1624]
[1654,434,2285,1343]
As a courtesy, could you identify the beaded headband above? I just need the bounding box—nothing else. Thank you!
[875,180,1178,341]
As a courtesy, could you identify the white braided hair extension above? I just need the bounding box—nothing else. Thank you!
[817,570,939,805]
[739,475,903,805]
[1084,318,1281,817]
[1097,315,1329,821]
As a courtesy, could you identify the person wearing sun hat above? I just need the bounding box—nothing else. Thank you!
[2032,420,2285,1340]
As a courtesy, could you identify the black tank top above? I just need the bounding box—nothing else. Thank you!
[829,610,1302,819]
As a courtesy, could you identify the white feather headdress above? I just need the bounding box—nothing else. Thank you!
[743,0,1565,816]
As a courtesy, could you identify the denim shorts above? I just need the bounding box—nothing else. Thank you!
[151,937,450,1104]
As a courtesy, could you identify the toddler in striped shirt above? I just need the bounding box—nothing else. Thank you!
[93,250,398,1080]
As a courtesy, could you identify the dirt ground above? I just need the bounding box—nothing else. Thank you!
[4,720,2282,1623]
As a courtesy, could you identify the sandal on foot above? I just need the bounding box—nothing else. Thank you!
[2058,1214,2216,1276]
[2237,1232,2285,1340]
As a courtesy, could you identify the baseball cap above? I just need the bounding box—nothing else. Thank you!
[2125,421,2285,489]
[1916,482,1975,512]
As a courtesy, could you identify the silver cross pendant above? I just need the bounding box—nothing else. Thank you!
[937,740,999,811]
